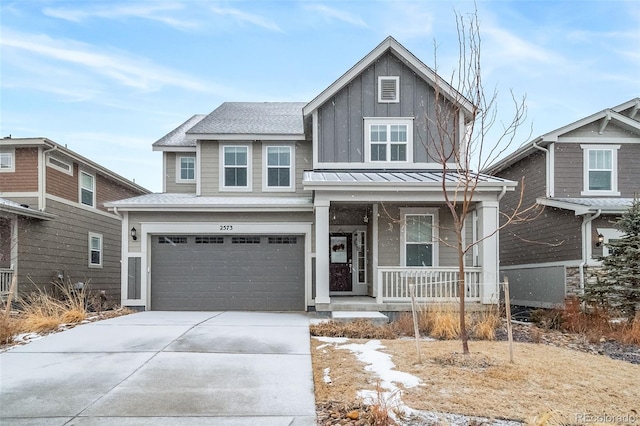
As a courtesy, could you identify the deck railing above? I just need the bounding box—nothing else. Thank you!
[377,267,482,303]
[1,267,14,299]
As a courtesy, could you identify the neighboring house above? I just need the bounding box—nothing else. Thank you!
[484,98,640,308]
[0,137,150,303]
[106,36,516,312]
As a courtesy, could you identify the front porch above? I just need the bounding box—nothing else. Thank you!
[0,267,14,301]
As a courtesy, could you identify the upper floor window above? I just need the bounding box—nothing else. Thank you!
[221,145,251,191]
[581,144,620,195]
[177,156,195,183]
[47,155,72,175]
[365,118,413,164]
[88,232,103,268]
[0,151,14,172]
[80,171,95,207]
[264,145,294,191]
[378,76,399,103]
[401,208,439,267]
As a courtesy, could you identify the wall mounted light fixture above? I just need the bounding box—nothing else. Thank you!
[131,227,138,241]
[596,233,604,247]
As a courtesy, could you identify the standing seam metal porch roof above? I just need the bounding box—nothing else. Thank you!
[303,171,515,186]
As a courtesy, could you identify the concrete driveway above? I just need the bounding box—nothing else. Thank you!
[0,311,316,425]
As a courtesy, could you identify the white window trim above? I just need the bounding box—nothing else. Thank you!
[79,171,96,208]
[581,144,620,196]
[262,144,295,192]
[46,155,73,176]
[176,155,196,184]
[597,227,624,257]
[364,117,414,164]
[378,76,400,103]
[400,207,439,267]
[88,232,103,268]
[0,149,15,173]
[219,144,252,192]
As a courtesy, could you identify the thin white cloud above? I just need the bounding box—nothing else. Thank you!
[304,4,367,28]
[42,2,198,31]
[1,28,215,93]
[483,26,559,65]
[210,6,282,32]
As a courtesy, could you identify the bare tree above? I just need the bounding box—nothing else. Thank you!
[427,8,536,354]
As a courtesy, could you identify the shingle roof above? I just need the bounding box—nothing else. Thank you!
[0,197,55,220]
[186,102,306,136]
[105,193,313,210]
[152,114,206,148]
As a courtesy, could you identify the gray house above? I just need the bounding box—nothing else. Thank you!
[485,98,640,307]
[107,37,515,312]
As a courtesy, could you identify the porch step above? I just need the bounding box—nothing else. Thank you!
[331,311,389,326]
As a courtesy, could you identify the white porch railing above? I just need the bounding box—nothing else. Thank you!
[1,267,14,299]
[377,267,482,303]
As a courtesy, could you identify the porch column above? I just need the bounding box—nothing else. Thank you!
[477,201,499,304]
[314,200,331,307]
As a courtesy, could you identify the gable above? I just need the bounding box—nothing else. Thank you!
[560,120,640,141]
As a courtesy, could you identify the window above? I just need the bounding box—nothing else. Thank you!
[80,172,95,207]
[0,151,14,172]
[378,76,399,103]
[581,145,620,195]
[158,236,187,244]
[404,215,434,266]
[264,145,294,191]
[47,156,72,175]
[268,236,297,244]
[88,233,103,268]
[232,236,261,244]
[177,156,195,182]
[365,118,413,163]
[221,146,251,190]
[195,236,223,244]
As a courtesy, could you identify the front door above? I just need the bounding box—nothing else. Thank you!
[329,233,352,291]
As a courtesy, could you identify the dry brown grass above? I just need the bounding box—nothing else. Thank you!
[310,319,396,339]
[312,337,640,425]
[0,276,19,344]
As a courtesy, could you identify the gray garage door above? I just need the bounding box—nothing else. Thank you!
[151,234,304,311]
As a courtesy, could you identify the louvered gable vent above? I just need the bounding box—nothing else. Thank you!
[378,76,399,103]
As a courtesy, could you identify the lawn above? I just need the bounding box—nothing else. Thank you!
[311,337,640,425]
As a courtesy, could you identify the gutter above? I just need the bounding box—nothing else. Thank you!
[579,209,601,294]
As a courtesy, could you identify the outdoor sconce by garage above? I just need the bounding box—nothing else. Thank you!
[596,233,604,247]
[131,227,138,241]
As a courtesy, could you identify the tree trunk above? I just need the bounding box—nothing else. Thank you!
[457,227,469,354]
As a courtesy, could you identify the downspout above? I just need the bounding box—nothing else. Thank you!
[40,144,58,211]
[532,141,551,197]
[579,209,601,294]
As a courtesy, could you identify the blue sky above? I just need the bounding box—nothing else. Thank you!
[1,0,639,192]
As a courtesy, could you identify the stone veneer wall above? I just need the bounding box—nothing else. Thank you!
[566,266,605,300]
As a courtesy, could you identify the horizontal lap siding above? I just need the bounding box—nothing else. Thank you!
[0,147,38,192]
[377,204,457,267]
[199,141,311,197]
[17,199,123,303]
[164,152,197,194]
[498,151,582,265]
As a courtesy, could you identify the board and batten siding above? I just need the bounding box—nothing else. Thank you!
[554,141,640,198]
[16,198,122,302]
[317,51,457,164]
[497,151,583,265]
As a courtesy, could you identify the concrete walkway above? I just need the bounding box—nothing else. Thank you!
[0,311,316,425]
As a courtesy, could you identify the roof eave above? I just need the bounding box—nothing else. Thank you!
[0,205,56,220]
[186,133,306,141]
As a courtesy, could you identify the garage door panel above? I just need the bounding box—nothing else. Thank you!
[151,235,304,311]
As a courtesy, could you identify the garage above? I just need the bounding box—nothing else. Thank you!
[150,234,305,311]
